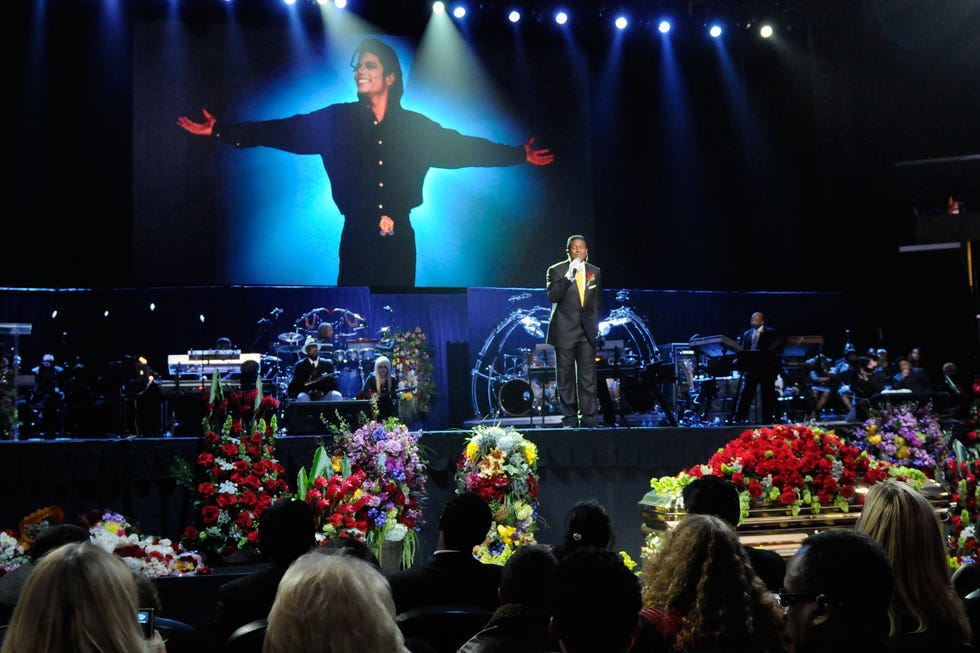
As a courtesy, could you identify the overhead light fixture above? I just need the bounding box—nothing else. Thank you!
[709,23,723,38]
[614,15,628,30]
[508,10,520,23]
[555,10,568,25]
[759,24,773,38]
[658,20,671,33]
[452,5,466,18]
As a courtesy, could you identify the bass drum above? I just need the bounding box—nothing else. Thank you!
[498,378,534,417]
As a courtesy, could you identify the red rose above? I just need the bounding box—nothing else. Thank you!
[234,512,253,530]
[197,482,215,498]
[202,505,220,525]
[220,443,239,457]
[183,525,199,540]
[215,493,237,509]
[197,452,215,467]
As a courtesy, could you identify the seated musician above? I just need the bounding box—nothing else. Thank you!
[359,355,398,419]
[288,336,338,402]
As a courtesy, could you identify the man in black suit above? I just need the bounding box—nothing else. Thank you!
[387,491,501,613]
[733,311,782,424]
[546,235,601,428]
[287,335,337,401]
[680,475,785,593]
[209,498,315,648]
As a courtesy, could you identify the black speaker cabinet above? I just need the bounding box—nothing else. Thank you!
[284,400,372,435]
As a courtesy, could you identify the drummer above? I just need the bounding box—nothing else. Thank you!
[287,336,338,402]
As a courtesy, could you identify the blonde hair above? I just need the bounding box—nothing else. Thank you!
[856,479,971,639]
[373,356,392,390]
[263,551,410,653]
[640,514,785,652]
[0,541,150,653]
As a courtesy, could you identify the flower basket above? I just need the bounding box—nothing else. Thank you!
[320,417,428,570]
[455,424,540,565]
[89,510,207,577]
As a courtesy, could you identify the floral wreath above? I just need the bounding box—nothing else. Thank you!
[455,424,540,565]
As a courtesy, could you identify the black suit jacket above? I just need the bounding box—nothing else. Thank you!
[387,551,503,614]
[287,356,336,398]
[545,260,601,349]
[737,326,782,376]
[209,562,290,648]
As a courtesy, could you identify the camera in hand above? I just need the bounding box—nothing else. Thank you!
[137,608,155,638]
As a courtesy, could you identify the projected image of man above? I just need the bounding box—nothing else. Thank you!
[178,38,554,288]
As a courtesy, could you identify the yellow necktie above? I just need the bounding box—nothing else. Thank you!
[576,266,585,306]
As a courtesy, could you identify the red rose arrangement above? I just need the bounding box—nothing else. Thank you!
[180,374,289,560]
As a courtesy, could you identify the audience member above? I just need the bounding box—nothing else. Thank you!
[458,544,561,653]
[782,529,894,653]
[209,498,315,648]
[0,523,90,626]
[387,491,500,613]
[680,475,786,592]
[318,535,381,568]
[0,541,165,653]
[263,550,412,653]
[855,480,973,651]
[549,546,641,653]
[632,514,786,653]
[551,498,614,560]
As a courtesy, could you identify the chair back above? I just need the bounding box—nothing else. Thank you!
[396,604,493,653]
[224,617,268,653]
[155,616,204,653]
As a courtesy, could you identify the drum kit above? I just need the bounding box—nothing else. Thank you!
[272,307,392,399]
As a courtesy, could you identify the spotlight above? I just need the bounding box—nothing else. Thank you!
[333,0,346,7]
[708,23,722,38]
[658,20,671,34]
[759,24,773,38]
[283,0,296,5]
[432,1,445,14]
[554,10,568,25]
[508,10,520,23]
[614,15,628,30]
[452,5,466,18]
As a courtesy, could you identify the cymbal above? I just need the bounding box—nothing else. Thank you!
[278,332,303,345]
[261,355,281,362]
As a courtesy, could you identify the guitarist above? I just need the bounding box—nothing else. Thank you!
[288,336,338,401]
[359,355,399,419]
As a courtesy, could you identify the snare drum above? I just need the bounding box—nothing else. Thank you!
[498,378,533,416]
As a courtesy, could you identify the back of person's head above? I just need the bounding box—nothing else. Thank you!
[681,475,742,528]
[856,479,971,638]
[264,551,408,653]
[1,541,146,653]
[318,537,381,570]
[28,524,90,562]
[499,544,558,607]
[352,38,404,106]
[641,514,784,652]
[239,359,260,388]
[259,498,315,565]
[786,529,893,645]
[438,492,492,552]
[549,546,641,653]
[554,499,613,559]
